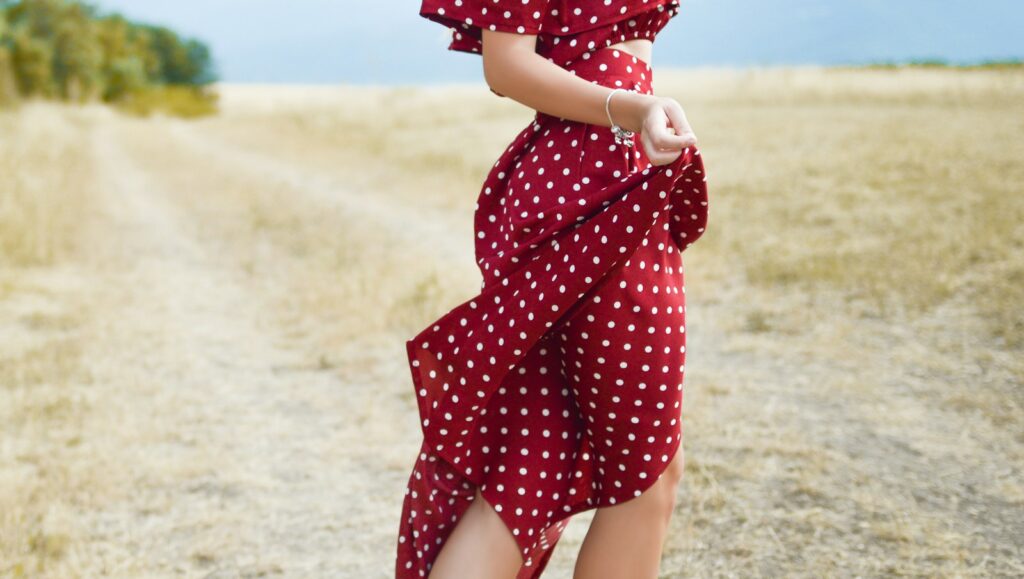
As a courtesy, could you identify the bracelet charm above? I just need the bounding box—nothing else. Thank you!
[611,124,636,148]
[605,88,636,148]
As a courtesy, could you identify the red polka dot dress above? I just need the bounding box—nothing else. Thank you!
[397,1,710,577]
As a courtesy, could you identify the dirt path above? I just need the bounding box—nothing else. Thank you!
[71,122,400,577]
[161,119,475,267]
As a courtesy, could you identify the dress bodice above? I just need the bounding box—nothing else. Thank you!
[419,0,681,68]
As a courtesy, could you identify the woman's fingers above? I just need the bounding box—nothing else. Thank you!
[654,128,691,149]
[648,124,692,155]
[646,111,688,150]
[641,130,682,166]
[662,100,698,149]
[647,125,692,153]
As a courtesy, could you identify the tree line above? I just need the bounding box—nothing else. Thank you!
[0,0,217,114]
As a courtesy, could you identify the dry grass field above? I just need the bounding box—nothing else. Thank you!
[1,66,1022,578]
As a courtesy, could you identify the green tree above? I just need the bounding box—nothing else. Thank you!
[184,38,214,86]
[50,1,101,100]
[0,0,217,114]
[0,9,17,104]
[95,14,146,101]
[146,26,177,81]
[10,26,53,96]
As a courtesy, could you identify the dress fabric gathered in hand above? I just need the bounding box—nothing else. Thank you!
[397,1,710,577]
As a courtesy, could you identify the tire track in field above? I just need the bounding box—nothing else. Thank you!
[161,120,475,268]
[75,123,395,577]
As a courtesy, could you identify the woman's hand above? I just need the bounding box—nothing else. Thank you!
[634,96,699,167]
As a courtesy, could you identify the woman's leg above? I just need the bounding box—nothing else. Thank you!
[428,487,523,579]
[573,443,686,579]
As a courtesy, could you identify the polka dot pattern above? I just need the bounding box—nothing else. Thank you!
[420,0,681,69]
[395,46,709,579]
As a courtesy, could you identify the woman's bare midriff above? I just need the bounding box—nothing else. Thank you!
[605,38,653,66]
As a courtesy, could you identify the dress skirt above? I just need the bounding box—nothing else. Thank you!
[395,46,710,578]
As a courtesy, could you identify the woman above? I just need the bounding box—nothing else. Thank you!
[396,1,710,577]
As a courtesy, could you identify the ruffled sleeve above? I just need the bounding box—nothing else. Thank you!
[420,0,554,53]
[420,0,554,97]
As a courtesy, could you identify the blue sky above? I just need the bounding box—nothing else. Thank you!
[93,0,1024,85]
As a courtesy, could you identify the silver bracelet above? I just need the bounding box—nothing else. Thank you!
[605,88,636,148]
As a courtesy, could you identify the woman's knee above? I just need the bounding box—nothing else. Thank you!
[648,444,685,521]
[663,443,686,486]
[469,488,521,551]
[429,488,522,578]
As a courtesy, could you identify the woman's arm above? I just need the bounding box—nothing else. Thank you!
[481,29,698,167]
